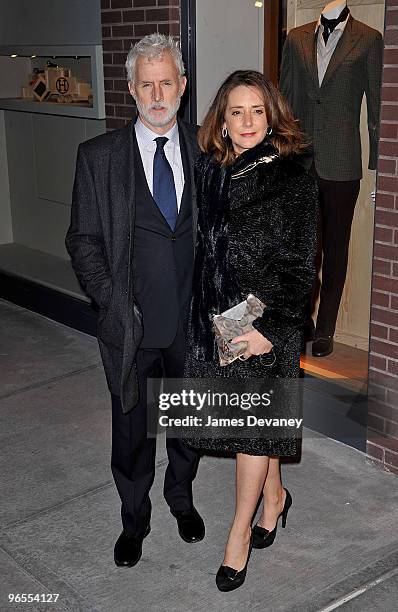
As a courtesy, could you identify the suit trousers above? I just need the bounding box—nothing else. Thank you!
[111,321,200,537]
[312,167,360,335]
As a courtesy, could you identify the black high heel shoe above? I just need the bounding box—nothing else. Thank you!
[252,488,292,549]
[216,530,254,592]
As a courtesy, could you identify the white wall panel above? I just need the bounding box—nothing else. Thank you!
[196,0,264,123]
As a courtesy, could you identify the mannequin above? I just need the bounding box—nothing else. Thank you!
[322,1,349,22]
[280,2,383,357]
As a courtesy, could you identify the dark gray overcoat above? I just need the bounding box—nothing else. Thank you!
[65,119,199,412]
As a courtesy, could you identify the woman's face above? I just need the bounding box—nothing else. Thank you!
[223,85,268,155]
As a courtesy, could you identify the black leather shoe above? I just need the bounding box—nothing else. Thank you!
[216,531,254,592]
[114,523,151,567]
[172,508,205,543]
[252,488,292,549]
[312,335,334,357]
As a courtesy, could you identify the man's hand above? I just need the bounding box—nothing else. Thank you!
[230,329,273,359]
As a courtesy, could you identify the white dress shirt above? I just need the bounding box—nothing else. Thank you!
[315,12,350,86]
[134,117,185,211]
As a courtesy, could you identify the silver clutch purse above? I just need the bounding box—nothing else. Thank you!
[213,294,268,366]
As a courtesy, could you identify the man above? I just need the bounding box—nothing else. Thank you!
[66,34,204,568]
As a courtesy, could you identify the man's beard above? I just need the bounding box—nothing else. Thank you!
[136,96,182,128]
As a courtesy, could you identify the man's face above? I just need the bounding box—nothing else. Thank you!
[129,51,187,133]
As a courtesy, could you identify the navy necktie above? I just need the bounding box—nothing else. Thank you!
[153,137,178,230]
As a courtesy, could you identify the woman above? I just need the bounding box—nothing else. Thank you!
[183,71,318,591]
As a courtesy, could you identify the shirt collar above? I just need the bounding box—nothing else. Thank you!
[135,116,180,149]
[315,12,349,34]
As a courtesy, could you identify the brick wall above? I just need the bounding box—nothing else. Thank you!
[101,0,180,130]
[367,0,398,475]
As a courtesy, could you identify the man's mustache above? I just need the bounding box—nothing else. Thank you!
[147,102,169,110]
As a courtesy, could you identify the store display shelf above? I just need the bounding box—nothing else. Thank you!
[0,44,105,119]
[0,97,96,118]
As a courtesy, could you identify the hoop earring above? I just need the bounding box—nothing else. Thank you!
[266,126,273,136]
[222,126,228,139]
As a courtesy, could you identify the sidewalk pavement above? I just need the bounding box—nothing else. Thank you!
[1,299,397,612]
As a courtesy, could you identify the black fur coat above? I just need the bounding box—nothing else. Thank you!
[183,138,318,455]
[187,138,318,370]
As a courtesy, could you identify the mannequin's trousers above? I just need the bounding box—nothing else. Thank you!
[312,167,360,336]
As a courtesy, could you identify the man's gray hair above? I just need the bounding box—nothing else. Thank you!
[125,33,185,83]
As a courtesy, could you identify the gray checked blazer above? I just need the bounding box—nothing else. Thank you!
[279,15,383,181]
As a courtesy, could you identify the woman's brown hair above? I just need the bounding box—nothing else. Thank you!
[198,70,309,165]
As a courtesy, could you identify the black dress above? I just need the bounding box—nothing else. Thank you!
[183,139,318,456]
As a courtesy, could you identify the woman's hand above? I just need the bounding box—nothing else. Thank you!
[230,329,273,359]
